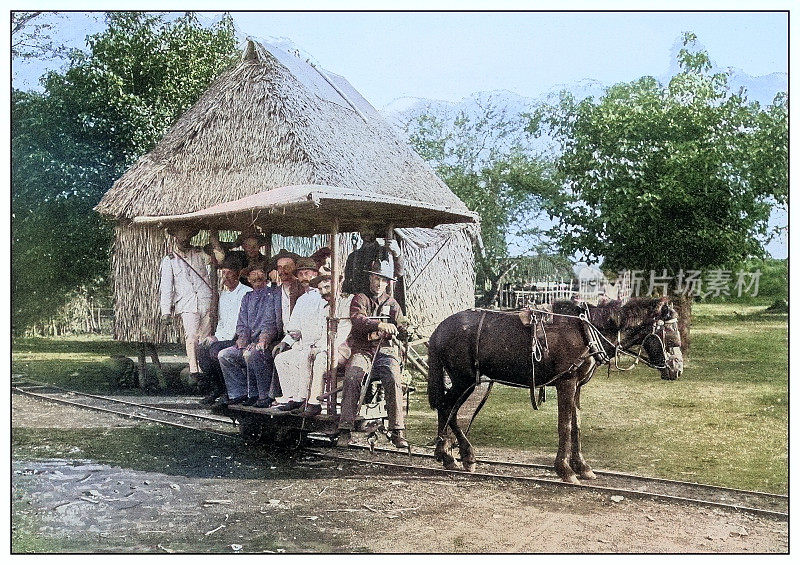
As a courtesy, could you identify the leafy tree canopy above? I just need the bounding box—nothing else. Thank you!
[528,32,788,275]
[403,96,564,305]
[12,12,239,333]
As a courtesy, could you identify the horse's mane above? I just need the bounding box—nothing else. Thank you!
[550,297,669,331]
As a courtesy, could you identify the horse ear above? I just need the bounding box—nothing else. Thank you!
[518,309,534,326]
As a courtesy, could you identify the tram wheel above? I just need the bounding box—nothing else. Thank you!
[239,416,272,446]
[274,427,305,451]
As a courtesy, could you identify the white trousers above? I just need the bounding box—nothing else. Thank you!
[275,343,351,405]
[274,345,314,402]
[180,309,213,374]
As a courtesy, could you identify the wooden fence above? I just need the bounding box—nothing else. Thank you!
[489,271,633,310]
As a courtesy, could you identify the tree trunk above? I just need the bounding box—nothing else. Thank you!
[670,293,692,360]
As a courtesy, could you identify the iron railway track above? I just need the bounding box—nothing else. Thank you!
[11,376,238,439]
[12,376,787,520]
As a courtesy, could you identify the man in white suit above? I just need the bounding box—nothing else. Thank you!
[159,226,224,379]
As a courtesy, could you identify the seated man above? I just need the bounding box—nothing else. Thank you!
[304,274,352,417]
[270,274,352,417]
[217,265,282,408]
[267,257,321,412]
[337,260,408,448]
[196,254,251,405]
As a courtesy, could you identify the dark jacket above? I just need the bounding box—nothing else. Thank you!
[348,291,406,356]
[234,286,282,349]
[342,242,404,296]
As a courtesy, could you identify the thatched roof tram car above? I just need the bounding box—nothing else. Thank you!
[95,39,478,346]
[133,185,476,440]
[95,38,480,440]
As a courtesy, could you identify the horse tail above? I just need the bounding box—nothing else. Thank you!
[427,330,446,410]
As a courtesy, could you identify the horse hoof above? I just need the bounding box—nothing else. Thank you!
[579,470,596,480]
[462,461,476,473]
[561,474,581,485]
[443,461,459,471]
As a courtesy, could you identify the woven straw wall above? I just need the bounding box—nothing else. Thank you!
[112,223,474,342]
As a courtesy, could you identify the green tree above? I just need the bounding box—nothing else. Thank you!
[12,12,239,334]
[529,32,788,277]
[403,97,563,306]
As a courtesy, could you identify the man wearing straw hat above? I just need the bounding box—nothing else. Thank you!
[196,253,251,405]
[159,225,224,379]
[299,274,353,417]
[336,259,409,449]
[268,258,324,413]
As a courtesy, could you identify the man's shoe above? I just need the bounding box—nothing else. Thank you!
[199,390,222,406]
[296,403,322,417]
[210,394,230,411]
[241,397,258,406]
[264,404,290,415]
[390,430,409,449]
[280,400,304,411]
[335,430,352,447]
[252,398,274,409]
[227,395,247,406]
[269,400,303,412]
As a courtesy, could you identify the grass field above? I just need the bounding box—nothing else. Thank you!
[12,303,788,493]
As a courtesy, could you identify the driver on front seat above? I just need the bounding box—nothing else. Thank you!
[336,259,408,449]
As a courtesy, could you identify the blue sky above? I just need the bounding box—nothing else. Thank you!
[8,6,790,258]
[230,10,788,107]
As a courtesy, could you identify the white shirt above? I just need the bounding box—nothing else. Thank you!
[281,284,292,333]
[214,282,252,341]
[282,288,324,347]
[282,292,353,351]
[159,247,212,315]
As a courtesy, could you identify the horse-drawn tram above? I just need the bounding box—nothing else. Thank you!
[132,184,478,450]
[98,39,686,484]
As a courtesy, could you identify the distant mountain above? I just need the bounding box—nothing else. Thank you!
[380,69,786,129]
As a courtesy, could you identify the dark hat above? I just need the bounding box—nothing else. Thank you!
[242,263,268,277]
[295,257,319,272]
[219,252,246,271]
[270,248,301,264]
[364,259,396,281]
[310,246,332,267]
[166,225,200,238]
[310,274,332,287]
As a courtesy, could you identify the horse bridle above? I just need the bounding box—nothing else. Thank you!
[526,305,679,373]
[615,317,680,371]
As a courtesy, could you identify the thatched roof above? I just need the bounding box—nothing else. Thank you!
[98,38,478,343]
[131,184,477,235]
[95,39,473,225]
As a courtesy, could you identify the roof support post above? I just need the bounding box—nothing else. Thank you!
[326,218,341,416]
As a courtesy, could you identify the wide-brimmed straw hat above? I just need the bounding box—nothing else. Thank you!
[364,259,396,281]
[310,274,332,287]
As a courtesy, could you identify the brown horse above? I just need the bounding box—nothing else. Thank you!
[427,297,683,484]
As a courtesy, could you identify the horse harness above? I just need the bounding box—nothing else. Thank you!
[472,305,676,411]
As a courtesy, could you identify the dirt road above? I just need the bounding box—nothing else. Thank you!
[11,394,788,553]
